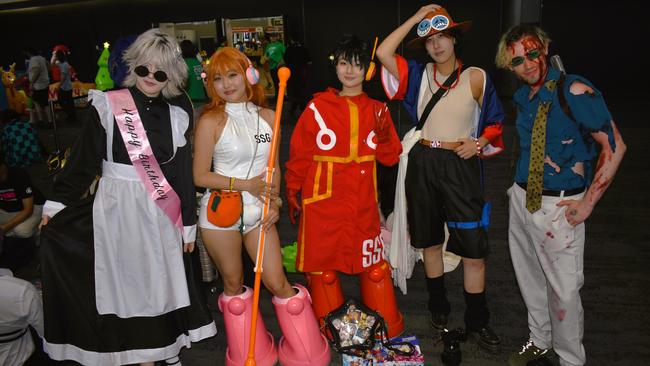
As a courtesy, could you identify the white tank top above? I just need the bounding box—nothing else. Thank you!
[418,65,481,141]
[213,102,272,181]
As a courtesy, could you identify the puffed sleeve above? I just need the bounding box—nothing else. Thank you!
[478,70,505,157]
[168,94,197,243]
[380,55,426,125]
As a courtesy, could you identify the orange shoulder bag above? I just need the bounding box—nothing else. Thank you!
[207,190,242,227]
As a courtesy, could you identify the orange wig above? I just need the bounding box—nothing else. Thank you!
[202,47,267,117]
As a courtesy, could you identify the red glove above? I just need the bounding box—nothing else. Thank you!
[374,103,392,143]
[286,188,301,225]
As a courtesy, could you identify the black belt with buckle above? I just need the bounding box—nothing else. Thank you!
[516,181,584,197]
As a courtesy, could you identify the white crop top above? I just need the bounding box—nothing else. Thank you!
[213,102,273,181]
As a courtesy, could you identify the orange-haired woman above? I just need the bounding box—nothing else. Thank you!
[193,47,329,366]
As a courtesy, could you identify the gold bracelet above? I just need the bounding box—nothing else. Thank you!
[229,176,235,191]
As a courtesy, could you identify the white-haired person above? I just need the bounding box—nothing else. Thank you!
[38,28,216,366]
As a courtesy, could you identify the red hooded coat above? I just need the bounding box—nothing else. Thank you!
[285,88,402,274]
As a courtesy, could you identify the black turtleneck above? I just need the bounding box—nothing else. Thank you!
[50,87,196,227]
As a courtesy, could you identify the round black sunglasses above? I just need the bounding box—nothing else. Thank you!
[134,65,168,82]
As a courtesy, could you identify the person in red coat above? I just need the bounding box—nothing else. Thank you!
[285,35,404,337]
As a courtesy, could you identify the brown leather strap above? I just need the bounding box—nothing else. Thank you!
[419,138,462,150]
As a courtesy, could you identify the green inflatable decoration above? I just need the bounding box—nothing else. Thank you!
[95,42,114,91]
[281,242,298,273]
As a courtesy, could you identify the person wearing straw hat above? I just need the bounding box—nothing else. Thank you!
[376,4,504,352]
[495,24,626,366]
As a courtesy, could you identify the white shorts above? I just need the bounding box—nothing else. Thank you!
[198,191,262,235]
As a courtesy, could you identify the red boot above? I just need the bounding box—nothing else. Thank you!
[305,271,344,328]
[359,261,404,338]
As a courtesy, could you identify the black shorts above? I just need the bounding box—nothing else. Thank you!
[405,144,489,258]
[32,88,48,106]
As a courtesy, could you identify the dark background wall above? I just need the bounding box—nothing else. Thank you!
[539,1,646,99]
[1,0,647,99]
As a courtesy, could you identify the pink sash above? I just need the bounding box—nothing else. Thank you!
[106,89,183,230]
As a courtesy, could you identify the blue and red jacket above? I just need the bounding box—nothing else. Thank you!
[380,54,504,157]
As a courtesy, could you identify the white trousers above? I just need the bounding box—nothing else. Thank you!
[508,183,586,366]
[0,205,43,238]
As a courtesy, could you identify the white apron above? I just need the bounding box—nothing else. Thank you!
[90,90,190,318]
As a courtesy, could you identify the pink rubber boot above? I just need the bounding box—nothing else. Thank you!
[273,284,331,366]
[218,286,278,366]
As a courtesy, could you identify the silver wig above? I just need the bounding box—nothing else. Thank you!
[122,28,187,98]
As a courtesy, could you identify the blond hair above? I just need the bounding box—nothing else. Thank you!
[495,25,551,69]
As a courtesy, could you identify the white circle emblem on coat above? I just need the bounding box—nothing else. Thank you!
[366,131,377,150]
[309,102,337,151]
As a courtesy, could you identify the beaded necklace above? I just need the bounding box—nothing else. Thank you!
[433,59,463,90]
